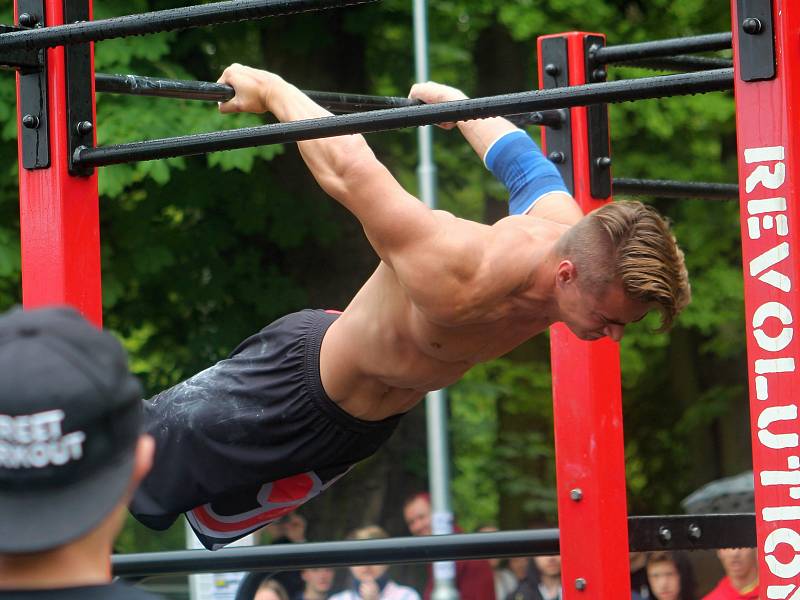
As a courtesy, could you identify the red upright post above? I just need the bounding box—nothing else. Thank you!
[15,0,101,326]
[538,32,631,600]
[731,1,800,597]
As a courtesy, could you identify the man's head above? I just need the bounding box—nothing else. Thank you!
[646,552,681,600]
[348,525,391,582]
[533,555,561,578]
[403,492,431,536]
[0,306,150,556]
[301,567,335,596]
[553,201,690,341]
[716,547,758,587]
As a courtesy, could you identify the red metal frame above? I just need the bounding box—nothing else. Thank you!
[732,1,800,596]
[15,0,101,326]
[538,32,630,600]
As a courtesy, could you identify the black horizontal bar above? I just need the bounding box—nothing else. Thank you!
[112,514,755,578]
[0,0,376,53]
[614,178,739,200]
[619,55,733,73]
[594,32,732,64]
[93,72,547,128]
[76,68,734,168]
[114,529,559,578]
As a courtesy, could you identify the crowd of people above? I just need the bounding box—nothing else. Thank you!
[246,492,760,600]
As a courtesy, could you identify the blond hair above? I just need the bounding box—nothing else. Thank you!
[556,200,690,330]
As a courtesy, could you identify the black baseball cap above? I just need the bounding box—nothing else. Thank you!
[0,306,143,553]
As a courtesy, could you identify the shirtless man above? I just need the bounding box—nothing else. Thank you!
[130,65,690,550]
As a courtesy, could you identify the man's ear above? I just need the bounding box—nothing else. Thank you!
[556,260,577,286]
[130,434,155,489]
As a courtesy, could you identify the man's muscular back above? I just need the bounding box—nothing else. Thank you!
[320,214,566,421]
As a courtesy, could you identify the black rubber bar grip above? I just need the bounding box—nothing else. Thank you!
[0,0,378,52]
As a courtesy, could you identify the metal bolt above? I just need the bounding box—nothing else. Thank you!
[687,523,702,541]
[548,151,566,164]
[530,112,544,124]
[575,578,587,591]
[21,114,39,129]
[742,18,763,34]
[592,68,607,81]
[658,526,673,544]
[18,13,38,27]
[569,488,583,501]
[596,156,612,168]
[75,121,93,135]
[544,63,560,77]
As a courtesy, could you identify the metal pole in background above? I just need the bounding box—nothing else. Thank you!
[412,1,458,599]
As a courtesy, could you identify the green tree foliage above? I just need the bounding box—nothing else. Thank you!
[0,0,751,551]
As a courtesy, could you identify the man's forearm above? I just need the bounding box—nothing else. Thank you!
[456,117,520,164]
[265,77,378,203]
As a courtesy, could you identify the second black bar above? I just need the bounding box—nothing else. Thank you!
[76,69,734,169]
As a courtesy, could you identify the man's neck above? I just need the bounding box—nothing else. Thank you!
[0,542,111,590]
[304,590,326,600]
[729,571,758,594]
[539,575,561,599]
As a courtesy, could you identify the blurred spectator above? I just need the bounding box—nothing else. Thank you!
[478,526,518,600]
[265,513,309,598]
[294,568,335,600]
[508,557,531,585]
[402,492,496,600]
[0,307,161,599]
[507,556,562,600]
[631,552,652,599]
[702,548,758,600]
[329,526,420,600]
[646,551,696,600]
[255,579,291,600]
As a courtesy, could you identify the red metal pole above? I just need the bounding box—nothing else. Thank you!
[15,0,101,326]
[731,1,800,597]
[537,32,631,600]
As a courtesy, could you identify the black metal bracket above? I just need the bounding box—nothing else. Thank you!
[584,35,612,199]
[16,0,49,170]
[628,514,756,551]
[539,37,574,194]
[736,0,775,81]
[64,0,94,177]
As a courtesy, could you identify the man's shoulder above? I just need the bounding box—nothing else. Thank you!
[702,577,758,600]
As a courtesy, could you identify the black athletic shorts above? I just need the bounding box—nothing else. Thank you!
[130,309,403,550]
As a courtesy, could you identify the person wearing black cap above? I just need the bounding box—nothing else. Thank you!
[0,306,160,599]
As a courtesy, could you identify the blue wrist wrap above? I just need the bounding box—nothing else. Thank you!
[484,130,569,215]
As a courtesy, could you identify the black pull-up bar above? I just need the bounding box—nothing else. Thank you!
[613,178,739,200]
[593,32,732,65]
[75,68,735,169]
[0,0,377,52]
[112,514,755,579]
[618,55,733,73]
[93,72,549,127]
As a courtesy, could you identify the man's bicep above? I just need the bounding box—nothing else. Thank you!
[342,158,441,261]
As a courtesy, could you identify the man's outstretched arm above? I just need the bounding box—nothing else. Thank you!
[409,82,584,226]
[217,65,455,266]
[216,65,496,320]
